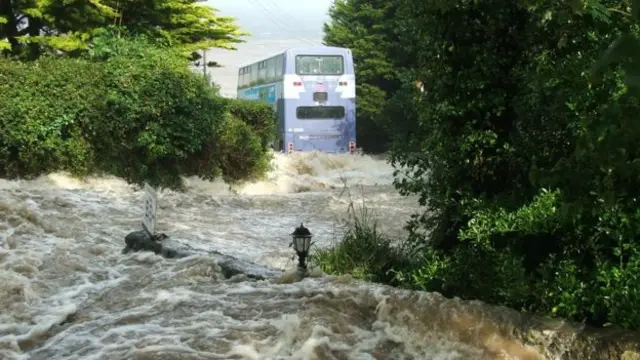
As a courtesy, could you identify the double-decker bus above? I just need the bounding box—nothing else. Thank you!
[237,46,356,154]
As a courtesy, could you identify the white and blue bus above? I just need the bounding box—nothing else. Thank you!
[237,46,356,154]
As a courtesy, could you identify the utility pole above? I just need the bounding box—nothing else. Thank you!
[202,49,208,82]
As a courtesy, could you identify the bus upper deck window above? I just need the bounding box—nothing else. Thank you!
[296,55,344,75]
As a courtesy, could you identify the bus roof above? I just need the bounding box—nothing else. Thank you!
[286,46,351,56]
[238,46,351,68]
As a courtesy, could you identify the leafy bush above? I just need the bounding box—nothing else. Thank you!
[212,114,272,183]
[224,98,277,148]
[0,58,100,177]
[83,36,228,188]
[0,34,271,189]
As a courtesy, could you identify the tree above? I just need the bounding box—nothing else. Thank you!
[317,0,640,329]
[0,0,246,58]
[323,0,410,153]
[592,0,640,93]
[388,0,640,327]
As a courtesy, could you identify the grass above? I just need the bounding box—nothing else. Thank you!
[310,184,412,285]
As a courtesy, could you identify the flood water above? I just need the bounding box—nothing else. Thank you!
[0,152,634,359]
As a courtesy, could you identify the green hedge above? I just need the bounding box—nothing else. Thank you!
[224,98,277,148]
[214,113,272,183]
[0,35,271,189]
[0,58,100,177]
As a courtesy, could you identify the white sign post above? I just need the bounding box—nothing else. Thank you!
[141,183,157,236]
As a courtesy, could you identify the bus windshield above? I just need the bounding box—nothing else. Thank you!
[295,55,344,75]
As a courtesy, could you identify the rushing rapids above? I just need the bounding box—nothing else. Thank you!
[0,152,638,360]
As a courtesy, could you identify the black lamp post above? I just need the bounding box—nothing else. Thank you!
[291,223,313,273]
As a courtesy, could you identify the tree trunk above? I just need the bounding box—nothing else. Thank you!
[25,16,43,59]
[0,0,20,50]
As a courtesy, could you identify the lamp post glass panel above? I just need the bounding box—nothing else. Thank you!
[291,223,312,270]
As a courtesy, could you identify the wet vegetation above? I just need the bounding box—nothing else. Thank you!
[313,200,411,285]
[317,0,640,330]
[0,4,274,190]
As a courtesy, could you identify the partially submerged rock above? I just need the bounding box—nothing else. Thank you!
[122,230,181,259]
[206,249,284,280]
[122,230,282,280]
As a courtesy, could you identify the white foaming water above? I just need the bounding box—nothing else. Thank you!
[183,151,395,196]
[0,152,549,359]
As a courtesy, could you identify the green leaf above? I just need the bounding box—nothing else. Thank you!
[591,34,640,79]
[0,39,10,51]
[21,8,43,18]
[625,74,640,89]
[1,0,246,60]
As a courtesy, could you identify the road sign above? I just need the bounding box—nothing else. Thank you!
[141,183,157,236]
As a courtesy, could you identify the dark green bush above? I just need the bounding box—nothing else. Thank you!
[210,113,272,183]
[224,98,277,148]
[84,37,228,188]
[180,113,272,184]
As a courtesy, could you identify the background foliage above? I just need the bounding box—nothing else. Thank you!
[323,0,409,153]
[0,0,246,60]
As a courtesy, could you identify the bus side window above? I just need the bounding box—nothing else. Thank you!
[258,61,267,83]
[275,55,283,79]
[243,67,248,88]
[267,58,275,82]
[250,64,258,86]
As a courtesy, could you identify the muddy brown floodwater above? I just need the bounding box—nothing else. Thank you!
[1,152,639,359]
